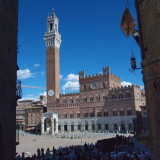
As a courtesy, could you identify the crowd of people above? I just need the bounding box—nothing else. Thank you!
[15,135,152,160]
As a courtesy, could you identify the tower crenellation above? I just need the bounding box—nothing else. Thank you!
[78,70,85,78]
[102,66,110,75]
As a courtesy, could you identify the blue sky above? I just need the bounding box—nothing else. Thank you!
[17,0,143,100]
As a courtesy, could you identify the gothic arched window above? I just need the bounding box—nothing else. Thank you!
[96,95,100,101]
[90,96,93,102]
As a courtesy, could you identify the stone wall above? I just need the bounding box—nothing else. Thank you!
[136,0,160,159]
[0,0,18,159]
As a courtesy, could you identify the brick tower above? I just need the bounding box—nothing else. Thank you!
[44,10,61,105]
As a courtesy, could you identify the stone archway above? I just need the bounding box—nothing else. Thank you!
[44,118,52,133]
[64,122,68,132]
[41,112,58,135]
[85,120,89,131]
[121,121,126,133]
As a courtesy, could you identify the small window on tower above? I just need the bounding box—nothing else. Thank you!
[50,23,53,31]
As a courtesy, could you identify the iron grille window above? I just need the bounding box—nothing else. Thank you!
[97,112,101,117]
[120,111,124,116]
[119,94,123,99]
[96,96,100,101]
[69,99,73,103]
[98,124,101,130]
[77,113,80,118]
[83,98,87,102]
[85,124,88,130]
[127,110,132,115]
[76,98,79,103]
[63,99,67,104]
[84,113,88,117]
[112,95,116,100]
[113,111,117,116]
[104,111,108,117]
[90,112,94,117]
[63,114,67,119]
[103,96,107,101]
[126,93,131,98]
[90,97,94,102]
[70,113,74,118]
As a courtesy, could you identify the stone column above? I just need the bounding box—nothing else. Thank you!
[81,124,85,132]
[51,119,54,134]
[95,124,98,132]
[125,124,128,133]
[68,124,71,132]
[55,121,58,133]
[61,124,64,133]
[41,118,44,134]
[110,124,114,133]
[74,125,78,132]
[101,124,104,131]
[88,124,91,132]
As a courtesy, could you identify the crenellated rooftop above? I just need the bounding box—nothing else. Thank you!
[79,66,120,79]
[110,84,140,91]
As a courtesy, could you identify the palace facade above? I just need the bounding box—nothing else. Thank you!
[41,11,146,135]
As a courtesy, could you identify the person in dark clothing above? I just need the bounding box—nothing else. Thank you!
[41,148,44,158]
[37,148,40,158]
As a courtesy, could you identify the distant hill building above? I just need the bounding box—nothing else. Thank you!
[17,99,46,133]
[42,11,146,135]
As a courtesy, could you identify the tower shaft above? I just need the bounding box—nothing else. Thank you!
[44,11,61,104]
[46,46,60,102]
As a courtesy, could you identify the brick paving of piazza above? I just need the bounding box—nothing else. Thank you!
[16,133,113,155]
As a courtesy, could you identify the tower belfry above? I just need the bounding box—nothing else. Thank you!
[44,10,61,104]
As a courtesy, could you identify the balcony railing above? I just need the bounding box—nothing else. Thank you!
[16,79,22,99]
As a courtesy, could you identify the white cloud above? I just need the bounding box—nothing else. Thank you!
[33,64,40,67]
[140,85,144,90]
[62,81,79,91]
[62,73,79,91]
[40,91,46,96]
[18,98,36,102]
[64,74,79,81]
[19,94,39,101]
[19,92,46,101]
[17,69,35,79]
[60,75,63,80]
[41,71,45,76]
[121,81,132,87]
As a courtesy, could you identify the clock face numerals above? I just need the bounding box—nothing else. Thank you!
[90,82,97,89]
[48,90,54,96]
